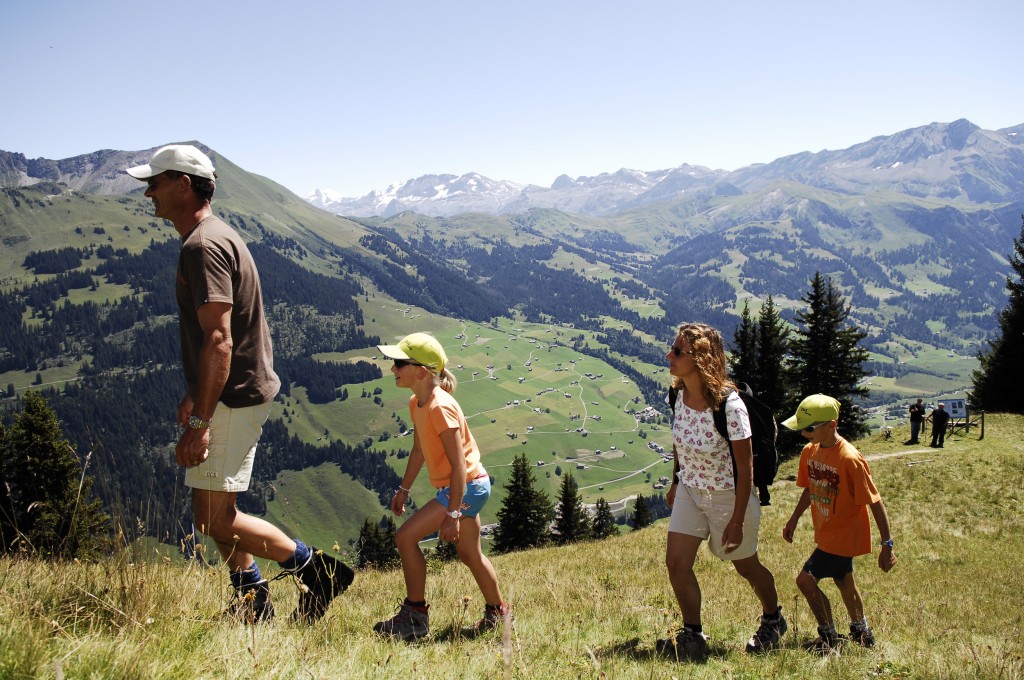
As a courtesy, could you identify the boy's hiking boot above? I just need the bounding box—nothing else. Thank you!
[745,609,788,653]
[656,627,709,659]
[464,602,513,636]
[290,548,355,623]
[849,624,876,648]
[373,602,430,641]
[225,582,274,624]
[804,630,846,655]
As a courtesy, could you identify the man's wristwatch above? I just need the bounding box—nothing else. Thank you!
[446,510,463,519]
[880,539,894,548]
[188,415,212,430]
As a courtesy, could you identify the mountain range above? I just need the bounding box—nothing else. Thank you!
[2,118,1023,549]
[305,118,1024,218]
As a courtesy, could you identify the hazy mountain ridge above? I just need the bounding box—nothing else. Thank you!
[308,173,527,217]
[2,129,1019,552]
[307,119,1024,218]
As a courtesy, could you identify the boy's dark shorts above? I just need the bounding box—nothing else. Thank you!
[802,548,854,581]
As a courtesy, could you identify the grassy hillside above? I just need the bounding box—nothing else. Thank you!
[272,314,674,527]
[3,414,1020,679]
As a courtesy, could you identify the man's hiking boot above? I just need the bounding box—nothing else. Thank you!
[464,602,513,636]
[849,624,876,648]
[225,582,274,624]
[656,627,709,659]
[373,602,430,641]
[745,609,788,653]
[290,548,355,623]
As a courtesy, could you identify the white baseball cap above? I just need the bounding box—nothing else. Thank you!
[126,144,216,180]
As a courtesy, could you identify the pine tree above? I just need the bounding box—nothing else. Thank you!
[355,517,381,569]
[552,473,590,545]
[730,296,790,413]
[380,516,400,568]
[729,300,759,386]
[971,216,1024,413]
[0,391,109,558]
[355,515,401,569]
[631,494,653,531]
[590,497,618,540]
[755,295,791,414]
[431,538,458,562]
[492,453,554,554]
[788,273,870,438]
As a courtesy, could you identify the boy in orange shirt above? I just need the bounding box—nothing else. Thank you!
[781,395,897,652]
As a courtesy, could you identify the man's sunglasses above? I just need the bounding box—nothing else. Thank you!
[393,359,424,369]
[670,346,695,357]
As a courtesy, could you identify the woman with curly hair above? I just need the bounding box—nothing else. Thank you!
[659,322,786,658]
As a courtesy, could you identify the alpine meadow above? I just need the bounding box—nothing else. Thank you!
[2,118,1023,678]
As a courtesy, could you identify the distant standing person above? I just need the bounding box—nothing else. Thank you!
[907,398,924,444]
[127,145,352,623]
[929,403,951,448]
[374,332,511,641]
[781,394,896,653]
[660,322,786,659]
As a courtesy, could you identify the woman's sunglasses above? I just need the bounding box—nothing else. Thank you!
[393,359,424,369]
[670,346,696,357]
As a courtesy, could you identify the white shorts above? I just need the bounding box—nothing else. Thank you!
[185,400,272,493]
[668,484,762,561]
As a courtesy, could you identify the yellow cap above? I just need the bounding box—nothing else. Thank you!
[377,332,447,373]
[781,394,840,430]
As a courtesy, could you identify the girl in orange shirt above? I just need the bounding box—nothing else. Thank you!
[373,332,510,641]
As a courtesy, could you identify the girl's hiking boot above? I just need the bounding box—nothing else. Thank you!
[373,602,429,641]
[464,602,513,636]
[225,582,274,624]
[745,609,788,653]
[290,548,355,623]
[849,624,876,648]
[656,628,709,659]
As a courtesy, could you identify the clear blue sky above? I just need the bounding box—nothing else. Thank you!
[2,0,1021,198]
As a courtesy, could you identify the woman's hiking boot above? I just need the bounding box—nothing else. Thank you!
[745,608,788,653]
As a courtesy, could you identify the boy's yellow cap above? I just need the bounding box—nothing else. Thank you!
[782,394,840,430]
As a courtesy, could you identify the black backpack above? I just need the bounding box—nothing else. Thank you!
[668,382,779,506]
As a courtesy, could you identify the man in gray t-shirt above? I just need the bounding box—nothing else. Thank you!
[127,144,351,623]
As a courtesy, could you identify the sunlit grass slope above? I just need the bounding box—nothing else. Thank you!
[2,414,1020,679]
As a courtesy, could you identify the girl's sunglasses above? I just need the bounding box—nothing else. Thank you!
[393,359,423,369]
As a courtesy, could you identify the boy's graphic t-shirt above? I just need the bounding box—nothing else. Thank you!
[796,436,881,557]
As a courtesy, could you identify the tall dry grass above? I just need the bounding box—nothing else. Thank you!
[1,414,1022,679]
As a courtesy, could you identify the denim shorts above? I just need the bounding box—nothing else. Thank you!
[185,400,272,493]
[435,473,491,518]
